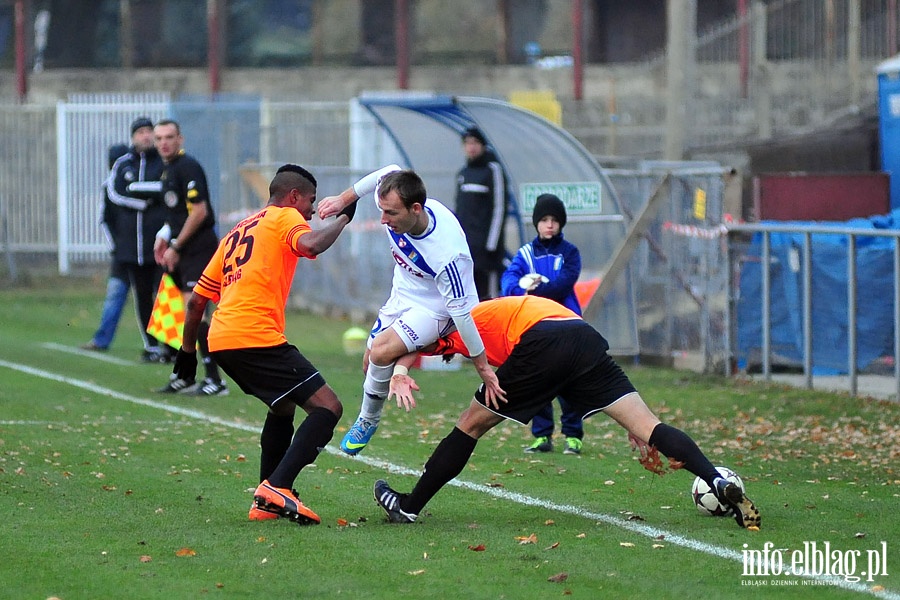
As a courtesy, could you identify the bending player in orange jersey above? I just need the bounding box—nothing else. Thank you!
[372,295,760,530]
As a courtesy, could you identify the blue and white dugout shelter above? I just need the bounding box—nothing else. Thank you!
[350,93,639,355]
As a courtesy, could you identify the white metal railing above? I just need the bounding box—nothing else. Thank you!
[55,98,171,273]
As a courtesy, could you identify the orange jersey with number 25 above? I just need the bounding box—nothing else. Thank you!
[194,206,313,351]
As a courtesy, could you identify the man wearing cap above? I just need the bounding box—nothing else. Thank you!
[84,117,169,362]
[454,127,508,300]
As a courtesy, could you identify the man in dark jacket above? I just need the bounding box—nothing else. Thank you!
[81,143,131,353]
[105,117,169,361]
[454,127,508,300]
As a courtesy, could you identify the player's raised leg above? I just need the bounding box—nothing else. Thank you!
[603,390,760,528]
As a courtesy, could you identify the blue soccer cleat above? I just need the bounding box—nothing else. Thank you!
[340,417,379,455]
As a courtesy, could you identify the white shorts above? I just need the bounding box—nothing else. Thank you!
[369,298,456,353]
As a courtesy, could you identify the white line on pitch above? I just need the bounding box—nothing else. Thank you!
[41,342,137,366]
[0,358,896,600]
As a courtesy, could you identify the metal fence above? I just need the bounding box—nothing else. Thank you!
[0,104,56,253]
[56,96,170,272]
[607,165,733,371]
[0,98,739,366]
[726,222,900,399]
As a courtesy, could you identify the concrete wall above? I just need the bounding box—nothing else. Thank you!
[0,59,882,160]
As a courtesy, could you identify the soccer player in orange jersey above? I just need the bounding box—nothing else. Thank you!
[371,295,760,529]
[170,164,355,525]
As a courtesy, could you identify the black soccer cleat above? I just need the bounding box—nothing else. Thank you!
[715,479,761,529]
[373,479,417,524]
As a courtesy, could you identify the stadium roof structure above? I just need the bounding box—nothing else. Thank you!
[354,93,639,355]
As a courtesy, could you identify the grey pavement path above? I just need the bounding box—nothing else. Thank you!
[746,373,899,402]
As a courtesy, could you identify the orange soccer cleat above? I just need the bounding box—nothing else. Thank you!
[253,480,321,525]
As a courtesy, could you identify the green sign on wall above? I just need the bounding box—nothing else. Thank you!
[520,182,603,216]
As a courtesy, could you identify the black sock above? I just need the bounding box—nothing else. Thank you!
[267,407,339,489]
[259,411,294,484]
[197,320,222,381]
[648,423,720,488]
[403,427,477,515]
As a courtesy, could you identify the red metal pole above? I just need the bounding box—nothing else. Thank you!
[572,0,583,100]
[396,0,409,89]
[14,0,27,102]
[207,0,221,96]
[738,0,749,98]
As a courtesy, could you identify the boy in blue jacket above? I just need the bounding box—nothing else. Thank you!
[500,194,584,454]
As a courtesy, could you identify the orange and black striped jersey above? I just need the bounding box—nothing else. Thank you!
[432,295,580,366]
[194,205,313,351]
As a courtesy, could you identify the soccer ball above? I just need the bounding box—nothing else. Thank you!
[691,466,743,516]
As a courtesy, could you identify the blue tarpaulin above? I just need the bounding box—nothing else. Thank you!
[737,211,898,374]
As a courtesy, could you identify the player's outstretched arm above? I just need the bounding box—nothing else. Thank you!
[318,164,401,218]
[317,189,357,219]
[296,214,350,257]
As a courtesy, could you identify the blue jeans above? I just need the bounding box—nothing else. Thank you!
[530,396,584,439]
[90,263,129,349]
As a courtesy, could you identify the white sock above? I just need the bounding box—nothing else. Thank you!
[359,361,393,421]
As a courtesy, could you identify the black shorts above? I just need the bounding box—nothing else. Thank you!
[211,344,327,408]
[171,248,215,291]
[474,320,637,425]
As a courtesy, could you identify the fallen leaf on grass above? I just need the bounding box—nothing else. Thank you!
[336,518,349,526]
[576,533,586,538]
[619,542,635,547]
[544,519,555,526]
[175,547,197,557]
[515,533,538,545]
[544,542,560,550]
[408,569,426,575]
[548,572,569,583]
[468,544,486,552]
[139,555,152,563]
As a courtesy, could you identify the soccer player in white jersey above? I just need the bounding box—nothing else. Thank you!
[318,165,505,454]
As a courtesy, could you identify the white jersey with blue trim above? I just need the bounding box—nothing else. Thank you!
[381,196,479,319]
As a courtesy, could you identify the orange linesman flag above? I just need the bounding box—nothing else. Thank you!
[147,273,185,347]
